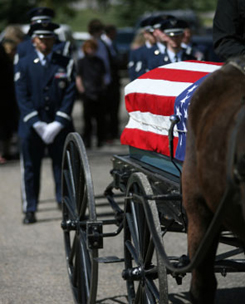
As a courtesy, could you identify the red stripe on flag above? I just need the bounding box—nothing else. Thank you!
[125,93,175,115]
[138,68,210,83]
[186,60,223,65]
[120,128,178,156]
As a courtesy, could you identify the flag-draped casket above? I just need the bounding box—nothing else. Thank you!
[120,61,223,161]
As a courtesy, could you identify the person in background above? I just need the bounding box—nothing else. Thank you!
[0,43,18,163]
[143,15,176,72]
[147,18,196,70]
[15,21,76,224]
[130,31,145,50]
[0,26,24,163]
[87,19,111,88]
[0,25,25,45]
[128,16,157,81]
[181,20,204,61]
[15,6,72,65]
[101,24,121,140]
[76,39,106,148]
[213,0,245,60]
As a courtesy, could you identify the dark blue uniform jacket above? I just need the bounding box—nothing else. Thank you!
[15,50,76,138]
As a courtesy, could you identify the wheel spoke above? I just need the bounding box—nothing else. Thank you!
[78,183,87,218]
[81,230,91,293]
[65,150,76,200]
[126,212,141,261]
[125,240,140,265]
[135,283,142,303]
[63,195,76,219]
[131,200,140,244]
[144,237,154,267]
[68,233,77,267]
[145,278,159,301]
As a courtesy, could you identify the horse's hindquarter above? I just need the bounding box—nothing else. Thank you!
[184,62,245,229]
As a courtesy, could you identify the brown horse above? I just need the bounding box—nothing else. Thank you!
[182,57,245,304]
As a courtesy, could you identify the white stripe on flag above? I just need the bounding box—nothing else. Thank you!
[125,111,179,137]
[159,61,222,73]
[125,79,193,97]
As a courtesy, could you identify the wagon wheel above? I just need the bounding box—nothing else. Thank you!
[61,132,98,304]
[123,172,169,304]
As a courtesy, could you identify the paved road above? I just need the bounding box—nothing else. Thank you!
[1,78,245,304]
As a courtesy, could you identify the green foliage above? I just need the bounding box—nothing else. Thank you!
[0,0,79,29]
[113,0,217,27]
[0,0,33,27]
[66,7,126,32]
[0,0,218,32]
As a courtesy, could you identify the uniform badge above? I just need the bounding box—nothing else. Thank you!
[154,50,160,55]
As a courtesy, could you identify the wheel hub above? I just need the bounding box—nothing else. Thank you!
[122,266,145,280]
[61,219,77,231]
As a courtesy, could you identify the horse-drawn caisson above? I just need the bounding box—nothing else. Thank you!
[61,59,245,304]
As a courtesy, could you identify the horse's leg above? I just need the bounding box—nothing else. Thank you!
[189,213,219,304]
[182,161,219,304]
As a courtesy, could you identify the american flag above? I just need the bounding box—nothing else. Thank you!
[120,61,223,159]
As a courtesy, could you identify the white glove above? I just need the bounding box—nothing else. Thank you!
[33,121,48,138]
[42,121,64,145]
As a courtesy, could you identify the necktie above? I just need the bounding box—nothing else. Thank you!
[174,54,178,62]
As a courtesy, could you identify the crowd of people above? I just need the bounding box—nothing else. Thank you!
[0,7,123,224]
[0,2,237,224]
[128,15,204,81]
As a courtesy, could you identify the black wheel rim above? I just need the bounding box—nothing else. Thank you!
[61,132,98,304]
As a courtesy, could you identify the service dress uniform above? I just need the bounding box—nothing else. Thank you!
[148,46,196,70]
[15,24,76,220]
[128,42,158,81]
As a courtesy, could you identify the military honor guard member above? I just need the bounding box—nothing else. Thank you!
[180,20,204,61]
[147,18,196,70]
[15,7,71,64]
[15,21,76,224]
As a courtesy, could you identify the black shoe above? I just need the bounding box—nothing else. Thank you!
[23,212,36,224]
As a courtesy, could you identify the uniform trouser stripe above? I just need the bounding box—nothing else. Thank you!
[20,154,28,212]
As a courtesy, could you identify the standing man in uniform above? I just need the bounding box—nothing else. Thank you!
[147,19,196,70]
[15,21,76,224]
[15,7,71,64]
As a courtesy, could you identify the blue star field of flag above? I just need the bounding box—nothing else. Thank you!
[174,75,208,161]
